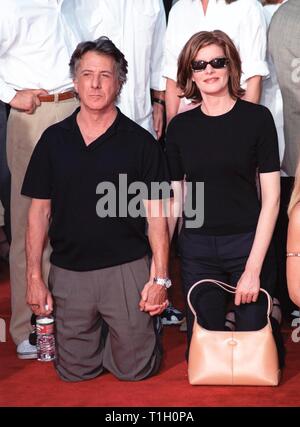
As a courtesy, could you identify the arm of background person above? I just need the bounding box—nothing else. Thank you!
[163,3,182,124]
[287,204,300,307]
[0,8,49,111]
[165,78,181,125]
[152,90,165,140]
[150,1,167,139]
[243,75,262,104]
[239,1,269,104]
[0,6,19,104]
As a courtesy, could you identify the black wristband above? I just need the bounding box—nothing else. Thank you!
[153,97,165,107]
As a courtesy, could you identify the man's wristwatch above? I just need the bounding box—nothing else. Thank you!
[154,277,172,289]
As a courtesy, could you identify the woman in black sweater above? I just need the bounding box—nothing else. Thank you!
[166,30,281,355]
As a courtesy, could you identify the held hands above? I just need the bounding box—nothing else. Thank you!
[139,259,169,315]
[9,89,49,114]
[234,269,260,306]
[26,276,53,316]
[139,280,169,316]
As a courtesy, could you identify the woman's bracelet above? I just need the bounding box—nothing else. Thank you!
[287,252,300,257]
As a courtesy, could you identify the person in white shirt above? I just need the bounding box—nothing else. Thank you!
[71,0,166,139]
[260,0,287,166]
[164,0,269,123]
[0,0,83,359]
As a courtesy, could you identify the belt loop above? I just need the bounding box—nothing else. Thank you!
[54,93,59,103]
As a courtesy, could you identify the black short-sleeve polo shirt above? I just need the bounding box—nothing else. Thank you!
[22,108,170,271]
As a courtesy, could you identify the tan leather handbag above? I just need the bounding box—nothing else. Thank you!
[187,279,280,386]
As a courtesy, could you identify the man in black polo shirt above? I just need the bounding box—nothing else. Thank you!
[21,37,171,382]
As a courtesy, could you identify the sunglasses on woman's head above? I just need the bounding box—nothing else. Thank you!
[191,57,229,72]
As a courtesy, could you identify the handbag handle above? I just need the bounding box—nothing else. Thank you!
[187,279,273,325]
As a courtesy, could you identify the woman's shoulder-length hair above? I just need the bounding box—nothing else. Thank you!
[177,30,245,104]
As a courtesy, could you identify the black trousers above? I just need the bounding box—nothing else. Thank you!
[179,230,276,347]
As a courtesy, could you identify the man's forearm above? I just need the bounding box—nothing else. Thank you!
[26,201,50,280]
[146,201,169,277]
[148,219,169,277]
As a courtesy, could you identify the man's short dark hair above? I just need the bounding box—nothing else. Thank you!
[69,36,128,91]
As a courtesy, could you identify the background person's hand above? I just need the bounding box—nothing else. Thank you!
[10,89,49,114]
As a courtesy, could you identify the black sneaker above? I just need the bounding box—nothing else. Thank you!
[161,303,184,325]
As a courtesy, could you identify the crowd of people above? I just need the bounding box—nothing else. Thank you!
[0,0,299,383]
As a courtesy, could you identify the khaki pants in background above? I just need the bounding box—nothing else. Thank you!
[7,98,79,345]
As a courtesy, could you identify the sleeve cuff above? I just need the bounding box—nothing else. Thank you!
[241,60,270,84]
[20,189,51,199]
[162,64,178,82]
[150,71,166,91]
[0,86,17,104]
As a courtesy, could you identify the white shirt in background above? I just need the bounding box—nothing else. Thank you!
[0,0,83,104]
[73,0,166,136]
[263,4,281,26]
[261,1,287,172]
[163,0,269,88]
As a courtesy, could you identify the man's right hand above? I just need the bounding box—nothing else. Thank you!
[9,89,49,114]
[26,276,53,316]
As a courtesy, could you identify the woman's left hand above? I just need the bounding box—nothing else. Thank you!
[235,269,260,305]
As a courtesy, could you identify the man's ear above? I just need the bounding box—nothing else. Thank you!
[73,79,80,100]
[116,81,122,97]
[73,79,78,94]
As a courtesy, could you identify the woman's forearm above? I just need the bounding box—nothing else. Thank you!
[246,201,279,273]
[246,173,280,273]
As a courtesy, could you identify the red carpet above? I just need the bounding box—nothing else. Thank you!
[1,258,300,407]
